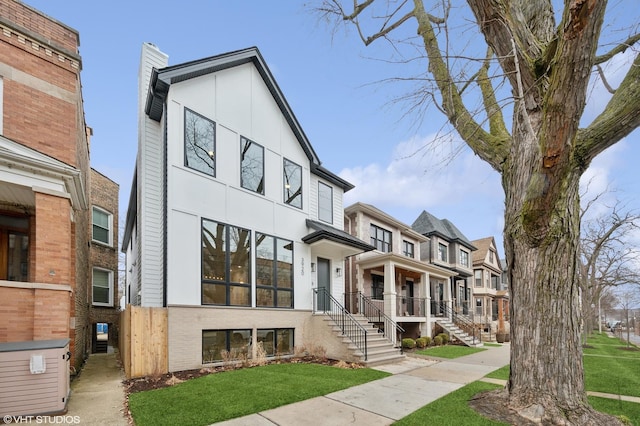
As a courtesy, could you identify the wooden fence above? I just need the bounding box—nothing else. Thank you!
[119,305,168,379]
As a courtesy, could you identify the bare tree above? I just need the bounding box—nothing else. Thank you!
[316,1,640,424]
[616,288,640,348]
[579,196,640,335]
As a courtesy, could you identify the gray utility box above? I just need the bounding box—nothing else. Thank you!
[0,339,70,416]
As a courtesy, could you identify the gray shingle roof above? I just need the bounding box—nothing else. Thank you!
[411,210,476,250]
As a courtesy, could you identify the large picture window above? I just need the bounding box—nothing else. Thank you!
[202,329,251,363]
[257,328,294,356]
[283,159,302,208]
[202,219,251,306]
[318,182,333,223]
[256,233,293,308]
[184,108,215,175]
[92,207,112,246]
[241,137,264,194]
[370,224,392,253]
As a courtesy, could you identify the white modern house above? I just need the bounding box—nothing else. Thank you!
[122,43,377,372]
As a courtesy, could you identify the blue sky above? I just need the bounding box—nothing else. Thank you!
[25,1,639,258]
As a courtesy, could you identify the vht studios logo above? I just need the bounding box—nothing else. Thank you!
[3,416,81,424]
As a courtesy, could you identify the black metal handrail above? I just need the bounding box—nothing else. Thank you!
[434,301,481,345]
[314,288,368,361]
[356,292,404,349]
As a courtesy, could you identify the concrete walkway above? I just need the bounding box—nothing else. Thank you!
[66,352,129,425]
[215,344,511,426]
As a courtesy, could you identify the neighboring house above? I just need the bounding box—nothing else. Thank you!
[0,0,118,371]
[470,237,503,321]
[411,210,476,317]
[122,44,374,372]
[344,203,455,339]
[89,168,120,353]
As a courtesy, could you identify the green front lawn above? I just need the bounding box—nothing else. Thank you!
[414,345,487,359]
[128,363,390,426]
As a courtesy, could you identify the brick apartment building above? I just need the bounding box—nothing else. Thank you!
[0,0,118,370]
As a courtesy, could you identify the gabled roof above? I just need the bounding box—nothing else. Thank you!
[411,210,476,250]
[144,46,353,192]
[344,202,428,242]
[471,236,503,270]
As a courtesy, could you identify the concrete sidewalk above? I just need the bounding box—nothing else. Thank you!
[66,352,129,425]
[215,344,511,426]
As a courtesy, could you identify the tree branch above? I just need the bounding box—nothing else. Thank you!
[594,32,640,64]
[575,53,640,170]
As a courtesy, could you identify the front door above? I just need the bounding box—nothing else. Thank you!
[405,281,414,315]
[317,258,330,311]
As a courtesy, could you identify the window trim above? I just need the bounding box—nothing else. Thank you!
[257,328,294,356]
[92,206,113,247]
[371,274,384,300]
[184,107,216,176]
[317,182,333,224]
[202,329,252,364]
[240,136,265,195]
[92,267,114,307]
[283,158,303,209]
[460,249,469,267]
[438,242,448,262]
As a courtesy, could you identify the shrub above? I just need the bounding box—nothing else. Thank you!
[437,333,450,344]
[415,337,429,348]
[422,336,432,346]
[402,338,416,349]
[433,335,443,346]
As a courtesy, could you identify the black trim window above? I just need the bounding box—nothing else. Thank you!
[0,215,29,282]
[184,108,215,175]
[372,275,384,300]
[256,233,294,308]
[402,240,414,258]
[370,224,392,252]
[241,137,264,194]
[318,182,333,223]
[438,243,448,262]
[258,328,294,356]
[202,329,251,363]
[202,219,251,306]
[283,158,302,208]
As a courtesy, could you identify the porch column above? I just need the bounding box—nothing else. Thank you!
[422,272,431,337]
[446,277,453,321]
[384,262,396,318]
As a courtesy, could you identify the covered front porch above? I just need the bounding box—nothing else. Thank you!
[349,253,455,338]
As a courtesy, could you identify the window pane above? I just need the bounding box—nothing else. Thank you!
[276,329,293,355]
[283,159,302,208]
[277,290,292,308]
[318,182,333,223]
[230,330,251,358]
[93,270,110,304]
[256,234,274,286]
[202,220,226,281]
[7,233,28,281]
[241,137,264,194]
[185,108,215,175]
[229,226,250,284]
[202,283,227,304]
[203,331,227,363]
[92,208,110,244]
[256,288,274,307]
[277,238,293,289]
[92,209,108,227]
[93,225,109,243]
[257,329,275,356]
[229,285,250,306]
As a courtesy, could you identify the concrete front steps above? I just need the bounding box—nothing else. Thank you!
[435,319,484,348]
[323,313,405,367]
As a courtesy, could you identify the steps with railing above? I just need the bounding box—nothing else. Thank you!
[433,301,483,347]
[355,292,404,348]
[315,289,404,365]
